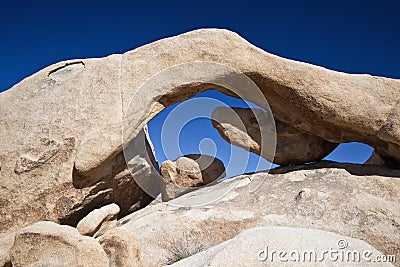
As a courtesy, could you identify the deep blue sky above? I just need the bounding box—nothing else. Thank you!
[1,0,399,91]
[1,0,398,175]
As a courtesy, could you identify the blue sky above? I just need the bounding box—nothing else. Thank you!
[148,90,374,177]
[1,0,399,176]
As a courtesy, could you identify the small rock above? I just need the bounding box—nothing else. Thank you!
[160,154,225,201]
[77,203,120,238]
[10,221,109,267]
[99,227,142,267]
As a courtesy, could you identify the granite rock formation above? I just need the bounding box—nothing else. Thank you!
[120,162,400,266]
[0,29,399,266]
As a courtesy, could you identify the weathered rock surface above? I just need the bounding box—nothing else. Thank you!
[212,107,338,165]
[9,221,109,267]
[117,29,400,166]
[99,227,142,267]
[0,232,15,267]
[77,203,120,237]
[120,162,400,266]
[169,227,393,267]
[0,127,155,235]
[160,154,226,201]
[1,28,400,235]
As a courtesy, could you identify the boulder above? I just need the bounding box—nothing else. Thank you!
[160,154,225,201]
[212,107,338,165]
[1,28,400,234]
[9,221,109,267]
[99,227,142,267]
[120,162,400,266]
[168,227,393,266]
[77,203,120,238]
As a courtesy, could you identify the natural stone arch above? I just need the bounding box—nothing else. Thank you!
[79,28,400,182]
[1,28,400,233]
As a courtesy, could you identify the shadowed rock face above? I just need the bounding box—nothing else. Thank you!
[212,107,338,165]
[366,149,400,169]
[1,28,400,234]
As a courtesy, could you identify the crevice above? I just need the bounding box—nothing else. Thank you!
[48,61,85,82]
[269,160,400,178]
[48,61,85,76]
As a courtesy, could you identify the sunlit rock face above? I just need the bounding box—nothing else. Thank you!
[169,227,392,267]
[120,162,400,266]
[160,154,226,201]
[212,107,338,165]
[10,221,109,267]
[0,28,399,236]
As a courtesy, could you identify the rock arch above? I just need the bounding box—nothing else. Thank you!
[1,28,399,233]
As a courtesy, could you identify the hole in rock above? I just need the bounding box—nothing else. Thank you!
[146,90,277,179]
[48,61,85,82]
[323,142,374,164]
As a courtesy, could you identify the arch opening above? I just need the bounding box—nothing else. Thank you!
[323,142,374,164]
[146,89,277,179]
